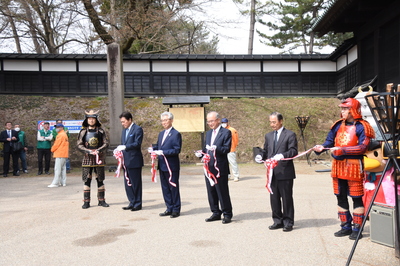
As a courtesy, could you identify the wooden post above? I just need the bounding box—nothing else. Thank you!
[107,42,124,148]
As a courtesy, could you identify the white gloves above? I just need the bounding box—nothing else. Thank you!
[116,145,126,151]
[154,150,163,155]
[206,144,216,151]
[147,147,153,153]
[255,154,263,163]
[272,154,284,161]
[195,151,203,158]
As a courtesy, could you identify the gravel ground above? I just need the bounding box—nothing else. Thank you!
[1,161,398,266]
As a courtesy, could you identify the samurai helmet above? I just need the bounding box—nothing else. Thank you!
[339,98,362,120]
[83,109,102,127]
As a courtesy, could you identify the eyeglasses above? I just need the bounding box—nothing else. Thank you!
[207,120,217,124]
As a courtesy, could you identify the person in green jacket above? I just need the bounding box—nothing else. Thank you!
[37,122,52,175]
[14,124,28,173]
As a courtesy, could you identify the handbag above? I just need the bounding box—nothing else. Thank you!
[12,141,23,152]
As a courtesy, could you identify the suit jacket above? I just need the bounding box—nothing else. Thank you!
[0,129,19,153]
[153,127,182,172]
[202,127,232,176]
[261,127,298,180]
[121,123,144,168]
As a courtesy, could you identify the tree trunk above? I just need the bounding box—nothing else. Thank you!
[247,0,256,55]
[19,0,42,53]
[4,5,22,53]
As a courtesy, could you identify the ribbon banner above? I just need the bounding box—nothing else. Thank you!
[150,152,157,183]
[150,152,176,187]
[113,150,131,186]
[262,148,319,194]
[196,149,220,186]
[95,152,102,165]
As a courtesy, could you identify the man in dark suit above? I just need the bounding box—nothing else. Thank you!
[117,111,144,211]
[0,122,20,177]
[196,111,233,224]
[255,112,298,232]
[150,111,182,218]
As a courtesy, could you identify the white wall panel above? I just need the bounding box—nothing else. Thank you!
[348,45,358,63]
[337,55,347,71]
[153,61,186,72]
[79,61,107,72]
[263,61,298,72]
[4,60,39,71]
[301,61,336,72]
[189,61,223,72]
[42,60,76,71]
[124,61,150,72]
[226,61,260,72]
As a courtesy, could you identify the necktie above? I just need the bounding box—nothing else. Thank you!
[125,128,129,140]
[273,131,278,154]
[161,130,168,145]
[8,130,12,147]
[211,129,217,145]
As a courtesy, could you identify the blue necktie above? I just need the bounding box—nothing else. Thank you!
[8,130,12,147]
[125,128,129,140]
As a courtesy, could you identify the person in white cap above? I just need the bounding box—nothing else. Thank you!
[221,118,240,182]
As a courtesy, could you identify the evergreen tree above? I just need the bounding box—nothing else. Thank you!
[257,0,352,54]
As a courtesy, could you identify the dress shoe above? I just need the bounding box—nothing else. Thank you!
[131,206,142,211]
[159,211,172,216]
[3,174,7,177]
[13,173,19,176]
[37,171,42,175]
[98,201,109,207]
[122,206,133,210]
[205,214,221,222]
[268,223,284,230]
[45,171,50,175]
[283,226,293,232]
[222,217,232,224]
[170,212,180,218]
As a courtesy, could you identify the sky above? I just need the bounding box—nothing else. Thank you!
[205,0,282,54]
[203,0,335,55]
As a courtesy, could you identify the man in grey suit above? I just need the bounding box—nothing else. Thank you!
[256,112,298,232]
[117,111,144,211]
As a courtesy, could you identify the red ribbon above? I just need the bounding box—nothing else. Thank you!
[197,150,219,186]
[113,150,131,186]
[263,159,278,194]
[262,148,317,194]
[95,152,102,165]
[150,152,176,187]
[150,152,157,183]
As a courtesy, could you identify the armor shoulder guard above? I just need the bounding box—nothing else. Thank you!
[357,119,375,139]
[330,119,344,130]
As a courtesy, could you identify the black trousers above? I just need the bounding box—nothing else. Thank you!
[37,149,51,172]
[205,173,233,218]
[124,167,142,208]
[270,178,294,227]
[3,150,19,175]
